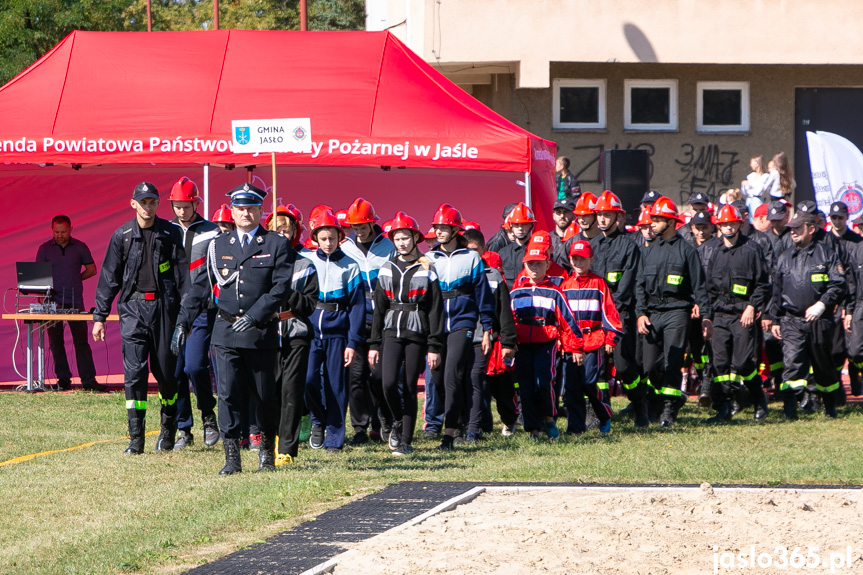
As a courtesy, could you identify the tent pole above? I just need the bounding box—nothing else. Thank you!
[203,163,210,218]
[271,152,278,220]
[524,171,531,208]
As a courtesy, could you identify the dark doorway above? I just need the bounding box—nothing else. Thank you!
[795,88,863,203]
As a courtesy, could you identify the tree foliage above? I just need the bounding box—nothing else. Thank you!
[0,0,364,84]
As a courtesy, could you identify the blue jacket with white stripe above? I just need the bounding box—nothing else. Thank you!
[340,231,397,326]
[426,238,495,334]
[302,247,365,350]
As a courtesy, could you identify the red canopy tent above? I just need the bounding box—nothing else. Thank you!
[0,30,556,383]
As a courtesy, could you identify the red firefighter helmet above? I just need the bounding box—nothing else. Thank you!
[649,197,681,221]
[168,176,201,202]
[310,208,343,238]
[636,207,652,226]
[308,205,333,233]
[264,205,292,228]
[463,220,482,231]
[562,221,581,241]
[283,203,304,227]
[211,204,232,224]
[431,203,465,229]
[425,227,437,240]
[507,202,536,224]
[572,192,598,216]
[388,211,422,240]
[715,204,743,224]
[594,190,625,213]
[344,197,380,225]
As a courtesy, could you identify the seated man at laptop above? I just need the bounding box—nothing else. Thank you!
[35,215,105,392]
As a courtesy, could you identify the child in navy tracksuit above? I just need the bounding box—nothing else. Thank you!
[303,209,365,452]
[509,243,581,440]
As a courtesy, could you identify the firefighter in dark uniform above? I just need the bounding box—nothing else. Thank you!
[762,200,793,390]
[704,205,771,422]
[767,211,845,420]
[93,182,188,454]
[687,210,719,403]
[173,183,293,474]
[831,201,863,396]
[636,197,713,428]
[589,190,646,425]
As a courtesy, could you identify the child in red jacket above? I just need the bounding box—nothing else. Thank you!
[510,243,581,440]
[559,240,624,434]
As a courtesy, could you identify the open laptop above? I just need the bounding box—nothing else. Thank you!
[16,262,53,295]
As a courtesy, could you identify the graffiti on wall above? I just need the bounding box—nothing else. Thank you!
[570,142,655,184]
[675,143,740,204]
[566,140,740,204]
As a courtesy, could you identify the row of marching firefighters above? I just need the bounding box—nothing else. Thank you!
[91,176,858,474]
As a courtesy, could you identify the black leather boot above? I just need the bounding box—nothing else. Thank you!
[706,399,732,423]
[124,418,145,454]
[659,400,675,428]
[633,399,650,428]
[783,395,799,421]
[697,376,712,408]
[823,393,838,419]
[219,439,242,475]
[155,408,177,452]
[257,433,276,472]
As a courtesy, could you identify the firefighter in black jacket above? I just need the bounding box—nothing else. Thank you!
[93,182,188,454]
[704,205,771,422]
[767,211,845,420]
[636,197,713,428]
[589,191,646,424]
[173,183,293,474]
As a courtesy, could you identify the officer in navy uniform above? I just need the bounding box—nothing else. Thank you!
[93,182,188,454]
[173,183,293,474]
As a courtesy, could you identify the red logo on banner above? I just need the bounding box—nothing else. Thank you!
[839,184,863,217]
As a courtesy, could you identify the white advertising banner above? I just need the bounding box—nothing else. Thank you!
[806,130,863,219]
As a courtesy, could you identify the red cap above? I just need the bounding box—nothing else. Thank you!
[522,243,550,262]
[528,230,552,250]
[569,240,593,258]
[754,204,769,218]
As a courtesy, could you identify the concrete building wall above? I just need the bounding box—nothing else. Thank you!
[370,0,863,88]
[472,63,863,204]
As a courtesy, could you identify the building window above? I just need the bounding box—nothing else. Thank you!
[553,79,606,130]
[624,79,678,131]
[697,81,750,133]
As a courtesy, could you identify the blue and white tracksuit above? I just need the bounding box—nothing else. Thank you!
[303,247,365,449]
[425,241,495,431]
[340,232,397,433]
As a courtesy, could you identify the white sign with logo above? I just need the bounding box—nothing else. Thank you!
[231,118,312,154]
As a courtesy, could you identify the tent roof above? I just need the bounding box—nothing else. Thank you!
[0,30,554,171]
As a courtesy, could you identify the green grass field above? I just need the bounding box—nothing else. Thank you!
[1,391,861,574]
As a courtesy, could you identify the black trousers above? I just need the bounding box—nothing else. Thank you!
[481,371,519,431]
[277,339,310,457]
[213,345,280,440]
[779,316,839,400]
[564,348,611,433]
[47,313,97,385]
[601,313,645,400]
[381,337,426,445]
[712,311,760,403]
[468,344,489,435]
[642,309,690,402]
[848,306,863,394]
[118,299,178,422]
[432,328,475,431]
[348,337,389,432]
[514,340,556,433]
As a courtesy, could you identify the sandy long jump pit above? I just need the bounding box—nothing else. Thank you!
[322,485,863,575]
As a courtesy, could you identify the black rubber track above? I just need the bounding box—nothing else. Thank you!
[185,481,861,574]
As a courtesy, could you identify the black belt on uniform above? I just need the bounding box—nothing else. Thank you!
[217,310,239,324]
[129,291,158,301]
[441,286,471,299]
[581,325,599,334]
[316,301,343,312]
[390,302,418,312]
